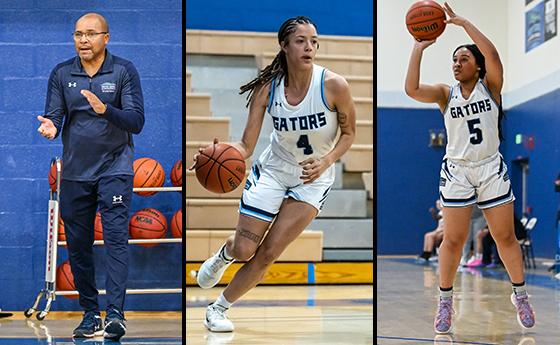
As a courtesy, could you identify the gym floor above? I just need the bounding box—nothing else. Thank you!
[0,311,181,345]
[378,257,560,344]
[186,285,374,345]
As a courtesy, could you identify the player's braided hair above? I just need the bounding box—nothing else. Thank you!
[239,16,318,107]
[453,44,505,141]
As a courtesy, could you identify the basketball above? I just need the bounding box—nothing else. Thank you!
[195,143,245,194]
[133,158,165,196]
[129,208,168,247]
[406,1,446,41]
[48,161,62,192]
[170,209,182,238]
[170,159,182,187]
[56,260,78,299]
[58,216,65,242]
[58,214,103,241]
[94,212,103,241]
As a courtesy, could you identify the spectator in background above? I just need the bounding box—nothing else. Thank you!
[418,200,444,262]
[462,206,487,266]
[481,214,527,267]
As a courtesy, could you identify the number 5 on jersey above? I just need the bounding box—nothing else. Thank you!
[467,118,483,145]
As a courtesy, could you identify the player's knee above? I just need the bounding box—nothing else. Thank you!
[229,243,255,261]
[492,231,516,245]
[443,234,466,249]
[256,245,280,266]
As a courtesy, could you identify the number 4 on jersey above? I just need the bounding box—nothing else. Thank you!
[297,134,314,155]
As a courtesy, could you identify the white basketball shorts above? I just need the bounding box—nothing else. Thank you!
[439,152,515,209]
[239,146,335,222]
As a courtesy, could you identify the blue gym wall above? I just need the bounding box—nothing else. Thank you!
[378,90,560,257]
[0,1,182,311]
[377,108,446,255]
[501,89,560,259]
[186,0,373,37]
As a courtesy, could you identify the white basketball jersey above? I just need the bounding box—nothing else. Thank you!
[266,64,339,166]
[443,79,500,162]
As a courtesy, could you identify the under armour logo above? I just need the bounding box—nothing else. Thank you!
[112,195,123,204]
[68,82,76,87]
[274,101,282,107]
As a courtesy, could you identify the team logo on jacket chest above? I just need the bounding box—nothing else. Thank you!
[101,82,116,93]
[272,111,327,131]
[450,99,492,118]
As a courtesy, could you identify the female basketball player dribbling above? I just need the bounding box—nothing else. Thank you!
[189,16,356,332]
[405,3,534,334]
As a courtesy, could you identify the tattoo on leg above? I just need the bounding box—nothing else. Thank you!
[238,228,262,244]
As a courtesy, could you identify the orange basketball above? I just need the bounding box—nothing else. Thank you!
[129,208,167,247]
[195,143,245,194]
[58,214,102,242]
[406,1,446,41]
[56,260,78,299]
[170,159,182,187]
[170,209,182,238]
[48,161,62,192]
[58,216,65,242]
[133,158,165,196]
[94,212,103,241]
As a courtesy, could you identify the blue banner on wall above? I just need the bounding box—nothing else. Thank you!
[526,0,557,52]
[526,1,545,52]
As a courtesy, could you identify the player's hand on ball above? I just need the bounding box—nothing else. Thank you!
[414,38,436,49]
[80,89,107,114]
[37,115,57,140]
[189,138,219,170]
[299,157,329,184]
[443,2,467,26]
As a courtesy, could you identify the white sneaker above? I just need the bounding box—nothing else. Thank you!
[204,304,234,332]
[197,245,234,289]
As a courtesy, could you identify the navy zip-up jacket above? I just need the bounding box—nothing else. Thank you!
[45,50,144,181]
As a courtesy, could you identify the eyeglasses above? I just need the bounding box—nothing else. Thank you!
[73,31,107,40]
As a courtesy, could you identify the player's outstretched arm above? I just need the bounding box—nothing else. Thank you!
[404,39,448,110]
[443,2,503,97]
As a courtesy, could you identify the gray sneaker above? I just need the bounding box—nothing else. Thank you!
[197,245,234,289]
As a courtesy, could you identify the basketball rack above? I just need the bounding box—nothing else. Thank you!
[24,157,183,320]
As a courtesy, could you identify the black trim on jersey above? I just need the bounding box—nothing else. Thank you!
[253,165,260,180]
[240,198,277,218]
[439,192,477,204]
[477,186,512,207]
[497,156,504,176]
[442,159,453,180]
[318,187,331,204]
[442,85,453,115]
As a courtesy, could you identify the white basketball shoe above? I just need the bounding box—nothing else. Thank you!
[204,304,234,332]
[197,244,234,289]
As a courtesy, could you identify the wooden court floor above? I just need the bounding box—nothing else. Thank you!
[186,285,374,344]
[378,257,560,344]
[0,311,181,344]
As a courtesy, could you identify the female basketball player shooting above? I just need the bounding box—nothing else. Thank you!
[405,3,534,334]
[189,16,356,332]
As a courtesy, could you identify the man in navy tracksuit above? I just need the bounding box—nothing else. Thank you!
[37,13,144,341]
